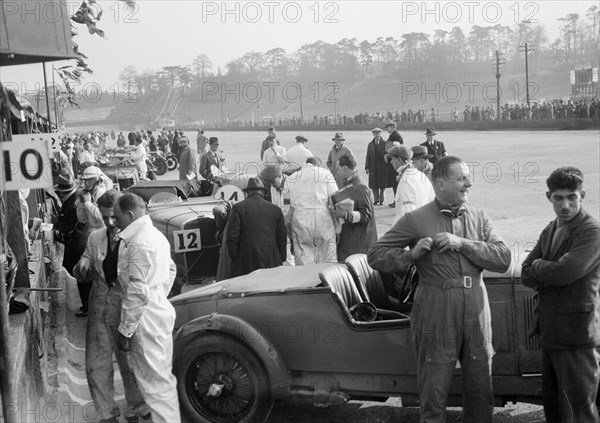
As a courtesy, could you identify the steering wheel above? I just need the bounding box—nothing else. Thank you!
[398,264,418,304]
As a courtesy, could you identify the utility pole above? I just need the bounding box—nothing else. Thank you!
[42,62,52,131]
[52,64,59,129]
[519,42,535,108]
[492,51,505,121]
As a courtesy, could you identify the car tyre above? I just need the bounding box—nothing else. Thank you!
[175,333,273,423]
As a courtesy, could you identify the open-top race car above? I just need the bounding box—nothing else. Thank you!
[124,173,252,288]
[170,254,543,423]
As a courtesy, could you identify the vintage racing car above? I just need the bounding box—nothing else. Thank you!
[170,254,543,423]
[125,174,251,288]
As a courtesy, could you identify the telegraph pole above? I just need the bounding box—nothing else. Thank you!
[519,42,535,108]
[493,51,505,121]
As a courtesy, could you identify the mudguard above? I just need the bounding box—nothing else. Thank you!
[174,313,291,399]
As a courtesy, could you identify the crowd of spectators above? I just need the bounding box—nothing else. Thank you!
[205,96,598,128]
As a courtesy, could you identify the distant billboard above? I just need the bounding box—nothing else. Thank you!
[571,65,599,98]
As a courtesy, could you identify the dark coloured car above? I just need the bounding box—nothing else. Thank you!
[170,254,543,423]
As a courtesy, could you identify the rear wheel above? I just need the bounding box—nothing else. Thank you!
[174,333,273,423]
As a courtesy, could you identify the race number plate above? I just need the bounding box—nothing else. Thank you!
[173,228,202,253]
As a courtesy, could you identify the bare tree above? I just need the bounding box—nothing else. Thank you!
[119,65,138,96]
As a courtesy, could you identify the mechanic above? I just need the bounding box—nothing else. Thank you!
[225,177,287,277]
[367,155,511,423]
[329,154,377,262]
[521,166,600,423]
[386,145,434,223]
[130,136,149,181]
[284,135,313,175]
[73,190,150,423]
[113,193,180,423]
[287,157,339,265]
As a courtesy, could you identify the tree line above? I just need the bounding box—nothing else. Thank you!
[118,9,599,96]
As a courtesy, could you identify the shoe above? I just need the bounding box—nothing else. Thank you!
[389,202,395,208]
[141,413,152,421]
[75,310,88,318]
[99,418,118,423]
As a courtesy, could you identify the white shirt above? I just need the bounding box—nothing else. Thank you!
[262,144,287,166]
[394,164,435,223]
[286,144,313,172]
[131,143,148,176]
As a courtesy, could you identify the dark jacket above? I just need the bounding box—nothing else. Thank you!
[365,138,388,189]
[178,146,196,180]
[522,209,600,350]
[56,189,90,276]
[226,193,287,277]
[336,174,378,262]
[387,130,404,144]
[420,139,446,165]
[199,150,225,181]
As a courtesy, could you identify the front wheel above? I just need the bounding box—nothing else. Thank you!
[166,155,178,171]
[174,333,273,423]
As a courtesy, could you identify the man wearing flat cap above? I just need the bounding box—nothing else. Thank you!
[225,177,287,277]
[420,127,447,165]
[387,145,434,223]
[365,128,388,206]
[327,132,355,188]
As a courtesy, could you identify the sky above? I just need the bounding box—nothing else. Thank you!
[1,0,598,95]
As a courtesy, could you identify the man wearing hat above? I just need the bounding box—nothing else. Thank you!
[386,145,434,222]
[365,128,388,205]
[412,145,434,182]
[285,135,313,174]
[177,136,197,181]
[199,137,225,183]
[327,132,355,189]
[225,177,287,277]
[421,128,447,165]
[54,173,89,292]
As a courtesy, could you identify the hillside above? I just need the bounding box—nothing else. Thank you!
[64,67,573,128]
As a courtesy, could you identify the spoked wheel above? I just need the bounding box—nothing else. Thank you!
[153,156,168,176]
[167,155,178,171]
[175,333,273,423]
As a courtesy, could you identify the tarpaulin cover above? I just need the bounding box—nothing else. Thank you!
[0,0,76,66]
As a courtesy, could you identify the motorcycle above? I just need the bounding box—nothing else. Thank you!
[148,151,168,176]
[165,152,178,171]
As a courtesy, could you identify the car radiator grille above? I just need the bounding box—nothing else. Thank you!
[524,296,540,350]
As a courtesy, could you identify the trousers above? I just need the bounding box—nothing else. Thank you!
[542,347,600,423]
